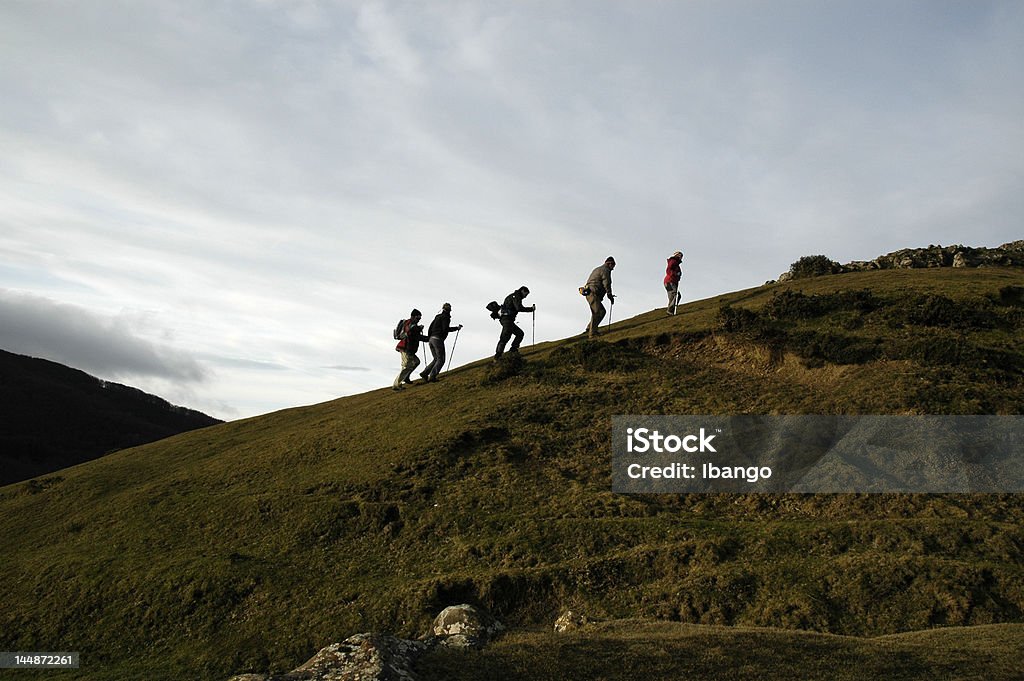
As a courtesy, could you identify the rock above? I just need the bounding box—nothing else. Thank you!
[786,242,1023,280]
[228,633,426,681]
[438,634,476,649]
[554,610,590,633]
[431,604,504,649]
[777,271,793,283]
[844,260,876,272]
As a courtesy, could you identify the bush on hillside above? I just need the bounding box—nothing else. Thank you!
[887,294,999,330]
[482,352,525,384]
[996,285,1024,307]
[789,255,840,279]
[548,340,645,373]
[762,289,880,321]
[716,305,762,333]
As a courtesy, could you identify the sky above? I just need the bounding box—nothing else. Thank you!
[1,1,1022,420]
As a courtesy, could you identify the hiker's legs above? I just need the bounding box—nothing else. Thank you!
[394,352,419,387]
[508,322,525,352]
[426,337,445,380]
[422,338,438,378]
[666,283,679,311]
[586,293,606,335]
[496,319,524,357]
[495,320,513,358]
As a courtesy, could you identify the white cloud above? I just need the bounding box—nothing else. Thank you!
[0,289,206,383]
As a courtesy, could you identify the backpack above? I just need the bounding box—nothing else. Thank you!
[485,301,501,320]
[394,319,412,351]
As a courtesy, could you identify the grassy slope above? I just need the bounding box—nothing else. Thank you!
[1,267,1023,680]
[420,621,1024,681]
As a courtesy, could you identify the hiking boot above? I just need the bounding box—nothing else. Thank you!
[392,385,405,391]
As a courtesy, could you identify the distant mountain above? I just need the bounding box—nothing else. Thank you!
[0,349,221,485]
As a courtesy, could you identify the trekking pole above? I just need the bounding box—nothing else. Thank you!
[532,309,536,346]
[446,327,460,372]
[608,297,614,330]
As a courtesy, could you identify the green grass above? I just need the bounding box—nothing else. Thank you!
[1,267,1023,680]
[419,620,1024,681]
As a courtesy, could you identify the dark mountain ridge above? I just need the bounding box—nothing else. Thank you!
[0,348,221,485]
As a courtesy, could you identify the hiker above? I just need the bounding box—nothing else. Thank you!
[420,303,463,383]
[494,286,535,359]
[665,250,683,314]
[393,309,427,391]
[584,256,616,337]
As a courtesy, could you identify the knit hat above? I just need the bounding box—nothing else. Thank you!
[411,309,422,317]
[605,256,616,265]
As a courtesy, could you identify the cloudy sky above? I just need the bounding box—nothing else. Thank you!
[2,1,1021,420]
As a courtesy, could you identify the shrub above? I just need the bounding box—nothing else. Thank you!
[890,294,998,330]
[789,255,840,279]
[482,352,525,384]
[716,305,761,332]
[763,290,881,321]
[996,285,1024,307]
[548,340,644,372]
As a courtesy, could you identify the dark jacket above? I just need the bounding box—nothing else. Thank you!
[500,290,533,321]
[428,312,459,340]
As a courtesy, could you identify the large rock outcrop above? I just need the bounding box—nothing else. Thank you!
[228,606,504,680]
[776,242,1024,282]
[430,603,505,649]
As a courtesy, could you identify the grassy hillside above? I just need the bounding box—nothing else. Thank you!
[1,267,1023,680]
[0,349,221,485]
[420,620,1024,681]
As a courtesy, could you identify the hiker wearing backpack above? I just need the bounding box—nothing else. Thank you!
[494,286,535,359]
[392,309,427,391]
[584,256,616,337]
[420,303,463,383]
[665,250,683,314]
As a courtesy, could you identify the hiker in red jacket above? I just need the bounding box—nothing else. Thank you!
[664,250,683,314]
[393,309,427,391]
